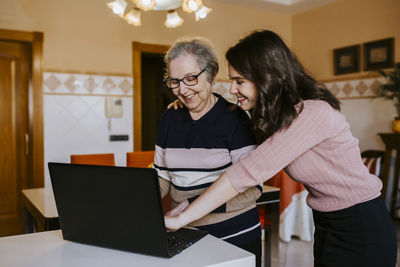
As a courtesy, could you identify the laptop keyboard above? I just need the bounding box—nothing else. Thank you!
[167,232,188,250]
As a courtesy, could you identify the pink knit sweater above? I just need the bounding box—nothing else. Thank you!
[226,100,382,212]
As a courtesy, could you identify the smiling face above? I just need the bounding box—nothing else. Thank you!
[228,64,258,111]
[168,54,215,120]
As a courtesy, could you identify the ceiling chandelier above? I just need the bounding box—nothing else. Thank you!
[107,0,212,28]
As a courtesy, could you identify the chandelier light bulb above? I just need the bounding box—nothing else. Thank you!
[189,1,198,10]
[135,0,157,11]
[124,8,142,26]
[107,0,128,17]
[195,4,211,21]
[182,0,203,13]
[165,10,184,28]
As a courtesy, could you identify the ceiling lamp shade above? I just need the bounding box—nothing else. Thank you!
[107,0,211,28]
[134,0,157,11]
[195,4,211,21]
[124,8,142,26]
[182,0,203,13]
[165,10,184,28]
[107,0,128,17]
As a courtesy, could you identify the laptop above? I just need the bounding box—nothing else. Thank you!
[48,162,207,258]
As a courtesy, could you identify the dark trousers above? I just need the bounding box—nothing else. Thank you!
[238,237,261,267]
[313,196,397,267]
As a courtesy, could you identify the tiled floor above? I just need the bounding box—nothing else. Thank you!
[267,219,400,267]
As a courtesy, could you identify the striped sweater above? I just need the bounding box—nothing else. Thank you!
[154,94,261,246]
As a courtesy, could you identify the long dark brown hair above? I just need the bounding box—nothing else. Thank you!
[226,30,340,144]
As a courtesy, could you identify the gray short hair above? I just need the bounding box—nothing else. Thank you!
[164,37,219,83]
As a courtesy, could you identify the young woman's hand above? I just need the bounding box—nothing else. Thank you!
[165,200,189,216]
[164,213,189,231]
[167,99,184,110]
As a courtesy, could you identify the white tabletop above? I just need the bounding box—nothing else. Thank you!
[0,230,254,267]
[22,188,58,218]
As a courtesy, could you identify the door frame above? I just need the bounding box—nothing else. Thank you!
[132,42,169,151]
[0,28,44,188]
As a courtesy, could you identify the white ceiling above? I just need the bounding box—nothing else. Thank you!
[211,0,338,14]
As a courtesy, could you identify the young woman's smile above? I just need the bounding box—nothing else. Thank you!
[228,65,258,111]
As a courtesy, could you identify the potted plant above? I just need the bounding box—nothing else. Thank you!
[376,62,400,132]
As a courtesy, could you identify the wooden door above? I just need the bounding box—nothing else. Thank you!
[141,52,176,151]
[0,41,31,236]
[132,42,170,151]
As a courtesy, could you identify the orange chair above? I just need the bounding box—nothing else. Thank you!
[126,151,171,214]
[126,151,155,168]
[70,153,115,166]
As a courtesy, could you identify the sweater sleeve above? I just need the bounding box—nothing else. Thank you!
[226,100,338,193]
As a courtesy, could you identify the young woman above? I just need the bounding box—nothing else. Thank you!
[165,30,397,267]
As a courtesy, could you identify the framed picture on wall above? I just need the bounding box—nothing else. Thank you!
[333,45,360,75]
[363,37,394,70]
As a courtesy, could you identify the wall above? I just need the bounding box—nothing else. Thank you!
[0,0,292,79]
[292,0,400,151]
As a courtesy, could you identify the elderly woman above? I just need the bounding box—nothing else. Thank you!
[153,37,262,266]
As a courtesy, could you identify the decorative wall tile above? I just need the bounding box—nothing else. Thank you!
[44,74,61,92]
[355,81,368,95]
[324,77,384,99]
[119,79,132,94]
[329,84,340,96]
[103,77,116,93]
[370,80,381,94]
[43,72,133,96]
[342,82,353,96]
[64,76,78,92]
[85,77,96,93]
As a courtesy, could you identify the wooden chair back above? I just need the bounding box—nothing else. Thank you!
[70,153,115,166]
[126,151,155,168]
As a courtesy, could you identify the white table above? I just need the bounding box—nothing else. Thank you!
[0,230,254,267]
[22,187,280,267]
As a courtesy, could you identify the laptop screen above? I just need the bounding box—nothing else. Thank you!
[48,163,171,257]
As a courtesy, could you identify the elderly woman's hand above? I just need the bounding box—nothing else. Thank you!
[167,99,184,110]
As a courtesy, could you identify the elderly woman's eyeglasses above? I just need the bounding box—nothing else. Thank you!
[164,69,206,89]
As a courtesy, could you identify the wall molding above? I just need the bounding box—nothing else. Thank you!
[324,76,384,99]
[44,69,131,77]
[43,71,133,96]
[43,92,133,97]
